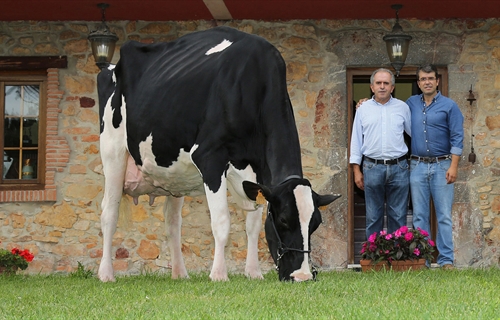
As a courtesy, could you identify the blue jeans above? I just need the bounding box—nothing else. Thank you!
[363,159,409,239]
[410,158,454,266]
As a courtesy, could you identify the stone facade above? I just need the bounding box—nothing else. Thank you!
[0,18,499,275]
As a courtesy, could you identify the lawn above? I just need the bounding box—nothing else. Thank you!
[1,267,499,319]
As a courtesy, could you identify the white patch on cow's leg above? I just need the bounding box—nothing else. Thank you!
[205,177,230,281]
[205,39,233,55]
[164,196,189,279]
[98,94,128,282]
[289,185,315,282]
[245,206,264,279]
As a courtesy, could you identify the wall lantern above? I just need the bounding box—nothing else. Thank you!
[383,4,412,76]
[88,3,118,69]
[467,85,477,164]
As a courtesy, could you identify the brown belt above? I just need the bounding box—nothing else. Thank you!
[410,155,450,163]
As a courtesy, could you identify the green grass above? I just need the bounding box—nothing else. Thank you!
[1,268,500,319]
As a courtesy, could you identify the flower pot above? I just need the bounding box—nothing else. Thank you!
[360,259,389,272]
[390,259,426,271]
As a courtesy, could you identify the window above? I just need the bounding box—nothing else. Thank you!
[0,56,67,201]
[1,71,46,189]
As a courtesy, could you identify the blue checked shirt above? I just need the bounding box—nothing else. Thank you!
[406,91,464,157]
[350,96,411,165]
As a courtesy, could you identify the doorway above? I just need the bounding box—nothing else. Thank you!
[347,67,448,264]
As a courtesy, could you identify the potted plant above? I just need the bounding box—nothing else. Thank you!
[0,242,34,274]
[389,226,435,271]
[360,226,435,272]
[359,230,394,271]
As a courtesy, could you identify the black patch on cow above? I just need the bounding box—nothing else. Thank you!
[100,26,304,192]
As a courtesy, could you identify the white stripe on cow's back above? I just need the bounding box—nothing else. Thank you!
[205,39,233,55]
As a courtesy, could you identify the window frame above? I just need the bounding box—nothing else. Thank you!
[0,70,47,190]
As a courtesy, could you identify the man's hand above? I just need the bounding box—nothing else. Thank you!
[446,155,460,184]
[352,164,364,190]
[356,98,369,109]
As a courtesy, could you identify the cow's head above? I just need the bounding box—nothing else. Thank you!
[243,178,340,281]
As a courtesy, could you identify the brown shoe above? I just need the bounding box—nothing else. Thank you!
[442,264,455,270]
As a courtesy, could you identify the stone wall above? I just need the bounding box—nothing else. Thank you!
[0,18,499,275]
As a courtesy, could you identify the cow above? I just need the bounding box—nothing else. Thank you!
[97,26,340,282]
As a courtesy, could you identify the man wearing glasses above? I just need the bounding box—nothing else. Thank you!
[408,64,464,270]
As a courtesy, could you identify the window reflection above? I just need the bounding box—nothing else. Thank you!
[4,86,21,116]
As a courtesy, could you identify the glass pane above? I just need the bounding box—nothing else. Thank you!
[3,150,19,180]
[22,118,38,147]
[23,85,40,116]
[4,85,22,116]
[22,150,37,180]
[4,117,20,147]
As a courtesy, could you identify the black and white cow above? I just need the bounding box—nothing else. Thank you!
[97,26,340,282]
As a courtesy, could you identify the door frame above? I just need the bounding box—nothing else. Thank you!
[346,66,449,264]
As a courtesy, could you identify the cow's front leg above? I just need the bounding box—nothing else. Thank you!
[204,179,230,281]
[164,196,188,279]
[245,206,264,279]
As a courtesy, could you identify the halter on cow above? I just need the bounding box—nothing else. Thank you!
[97,26,340,282]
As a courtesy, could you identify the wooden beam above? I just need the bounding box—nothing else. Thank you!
[0,56,68,70]
[203,0,232,20]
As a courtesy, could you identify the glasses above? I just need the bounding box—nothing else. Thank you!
[418,77,436,82]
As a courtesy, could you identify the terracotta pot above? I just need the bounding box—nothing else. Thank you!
[390,259,426,271]
[360,259,389,272]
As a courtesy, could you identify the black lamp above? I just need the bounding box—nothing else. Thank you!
[88,3,118,69]
[383,4,412,76]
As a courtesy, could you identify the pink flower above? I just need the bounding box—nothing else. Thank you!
[413,248,420,256]
[428,239,435,247]
[418,227,429,237]
[399,226,408,234]
[385,234,393,240]
[394,229,402,238]
[380,230,387,236]
[404,232,414,241]
[368,233,377,243]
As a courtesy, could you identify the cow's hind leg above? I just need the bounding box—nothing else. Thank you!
[164,195,188,279]
[98,103,128,282]
[98,151,127,282]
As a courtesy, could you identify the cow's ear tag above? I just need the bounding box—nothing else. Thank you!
[319,205,327,211]
[256,190,267,205]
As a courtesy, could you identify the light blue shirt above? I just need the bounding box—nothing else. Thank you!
[350,96,411,165]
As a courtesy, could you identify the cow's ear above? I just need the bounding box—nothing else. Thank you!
[317,194,341,210]
[242,181,272,205]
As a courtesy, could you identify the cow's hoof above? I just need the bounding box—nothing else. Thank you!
[209,272,229,281]
[98,274,116,282]
[245,270,264,280]
[171,271,190,279]
[98,263,115,282]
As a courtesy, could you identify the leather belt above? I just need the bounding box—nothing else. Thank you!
[364,155,407,165]
[410,155,450,163]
